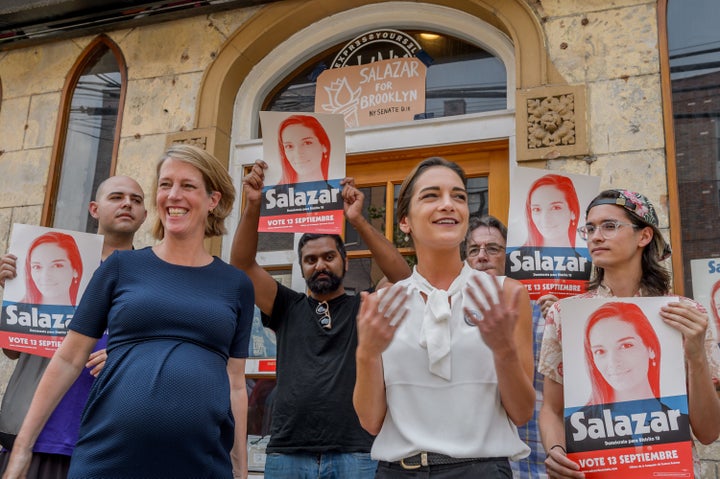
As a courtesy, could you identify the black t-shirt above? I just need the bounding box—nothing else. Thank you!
[264,283,374,453]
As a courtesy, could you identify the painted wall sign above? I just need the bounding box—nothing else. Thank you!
[315,29,427,127]
[331,29,422,68]
[316,57,426,127]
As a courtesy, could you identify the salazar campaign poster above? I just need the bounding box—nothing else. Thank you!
[0,223,103,357]
[505,167,600,300]
[690,257,720,345]
[258,111,346,234]
[315,56,426,128]
[561,297,694,478]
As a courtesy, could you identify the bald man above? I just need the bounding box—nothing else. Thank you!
[0,175,147,477]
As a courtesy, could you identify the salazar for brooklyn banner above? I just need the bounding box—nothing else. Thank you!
[560,297,694,478]
[315,56,426,128]
[0,223,103,357]
[258,111,346,234]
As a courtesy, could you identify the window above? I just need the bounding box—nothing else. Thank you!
[264,30,506,121]
[665,0,720,294]
[48,37,125,231]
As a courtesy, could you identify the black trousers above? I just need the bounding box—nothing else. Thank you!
[375,457,511,479]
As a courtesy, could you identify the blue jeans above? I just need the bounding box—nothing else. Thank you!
[264,452,377,479]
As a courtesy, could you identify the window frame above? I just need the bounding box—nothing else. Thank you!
[657,0,683,294]
[42,35,127,228]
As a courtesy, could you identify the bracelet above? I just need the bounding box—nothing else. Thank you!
[550,444,567,454]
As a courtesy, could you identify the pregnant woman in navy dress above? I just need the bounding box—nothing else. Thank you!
[3,144,254,479]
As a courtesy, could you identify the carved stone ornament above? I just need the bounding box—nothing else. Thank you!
[516,85,588,161]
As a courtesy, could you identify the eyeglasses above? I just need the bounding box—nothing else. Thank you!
[316,301,331,330]
[466,243,506,257]
[577,220,639,241]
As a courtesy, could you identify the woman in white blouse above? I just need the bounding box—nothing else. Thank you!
[353,157,535,478]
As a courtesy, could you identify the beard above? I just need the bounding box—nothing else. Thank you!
[306,269,344,295]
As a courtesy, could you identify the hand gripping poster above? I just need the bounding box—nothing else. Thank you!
[690,258,720,346]
[561,297,694,478]
[0,223,103,357]
[258,111,346,234]
[505,167,600,300]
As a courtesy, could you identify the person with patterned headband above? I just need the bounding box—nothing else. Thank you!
[538,189,720,479]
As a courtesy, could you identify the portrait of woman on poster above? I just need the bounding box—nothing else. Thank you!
[584,302,661,405]
[571,301,691,451]
[277,114,331,185]
[711,280,720,344]
[22,232,83,307]
[523,174,580,249]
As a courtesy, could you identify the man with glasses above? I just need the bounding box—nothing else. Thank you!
[231,160,411,479]
[464,215,510,275]
[463,215,555,479]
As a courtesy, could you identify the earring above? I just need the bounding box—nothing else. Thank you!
[404,234,409,243]
[652,359,656,367]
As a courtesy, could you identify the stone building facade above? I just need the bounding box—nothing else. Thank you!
[1,0,719,475]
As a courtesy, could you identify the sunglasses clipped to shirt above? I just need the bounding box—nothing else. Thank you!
[315,301,332,330]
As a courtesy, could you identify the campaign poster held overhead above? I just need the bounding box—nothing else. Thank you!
[0,223,103,357]
[315,56,427,128]
[258,111,346,235]
[561,297,693,478]
[505,167,600,300]
[690,257,720,345]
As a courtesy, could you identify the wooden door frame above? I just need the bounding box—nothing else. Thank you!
[347,138,510,224]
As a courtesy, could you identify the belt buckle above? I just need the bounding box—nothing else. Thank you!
[400,452,428,470]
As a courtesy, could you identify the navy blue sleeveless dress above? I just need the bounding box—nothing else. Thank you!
[67,247,253,478]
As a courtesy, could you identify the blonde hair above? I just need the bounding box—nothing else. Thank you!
[152,144,235,240]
